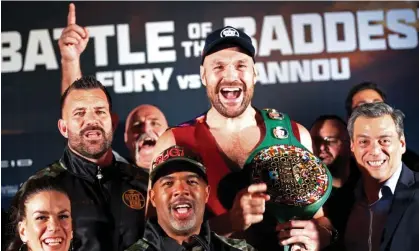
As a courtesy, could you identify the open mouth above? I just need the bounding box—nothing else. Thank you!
[171,202,193,220]
[220,87,242,99]
[83,130,103,140]
[367,160,386,167]
[139,138,156,149]
[43,237,63,247]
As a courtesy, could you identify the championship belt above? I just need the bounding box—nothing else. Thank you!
[250,144,331,223]
[245,109,332,250]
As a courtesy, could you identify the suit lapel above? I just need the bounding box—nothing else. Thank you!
[380,164,416,251]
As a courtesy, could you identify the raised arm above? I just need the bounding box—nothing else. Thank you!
[58,3,89,93]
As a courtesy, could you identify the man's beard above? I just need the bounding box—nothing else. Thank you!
[169,215,198,236]
[68,125,113,159]
[208,81,254,118]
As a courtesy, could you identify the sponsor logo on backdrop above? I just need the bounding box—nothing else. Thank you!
[1,159,33,168]
[1,185,19,197]
[2,8,418,93]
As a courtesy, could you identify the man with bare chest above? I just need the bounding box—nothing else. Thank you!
[149,26,335,251]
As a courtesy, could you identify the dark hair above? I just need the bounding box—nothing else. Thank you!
[6,177,70,251]
[348,102,405,140]
[345,82,387,117]
[310,114,347,130]
[60,76,113,117]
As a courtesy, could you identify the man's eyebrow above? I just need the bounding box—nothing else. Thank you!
[355,134,370,138]
[158,176,174,183]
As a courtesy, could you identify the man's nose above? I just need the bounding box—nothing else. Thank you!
[223,64,239,82]
[370,141,382,155]
[173,182,190,197]
[84,111,100,125]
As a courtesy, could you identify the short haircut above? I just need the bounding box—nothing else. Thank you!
[347,102,405,140]
[345,82,387,117]
[310,114,347,130]
[60,76,112,117]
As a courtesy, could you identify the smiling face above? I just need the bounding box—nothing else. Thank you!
[19,191,73,251]
[351,115,406,184]
[124,105,168,168]
[58,88,113,159]
[150,170,209,237]
[201,46,256,118]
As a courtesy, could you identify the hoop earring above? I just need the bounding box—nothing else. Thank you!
[19,242,27,251]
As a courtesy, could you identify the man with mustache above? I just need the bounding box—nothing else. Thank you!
[149,26,336,251]
[9,76,149,251]
[127,145,256,250]
[124,105,169,171]
[58,4,169,171]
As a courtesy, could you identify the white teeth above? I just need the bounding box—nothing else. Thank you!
[368,160,385,166]
[175,204,191,209]
[44,237,63,245]
[221,87,241,92]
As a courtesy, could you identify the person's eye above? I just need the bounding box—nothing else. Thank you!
[188,179,199,185]
[36,216,47,221]
[59,214,70,220]
[151,121,161,127]
[162,181,173,187]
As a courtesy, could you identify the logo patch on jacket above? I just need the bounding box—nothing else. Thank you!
[122,189,145,210]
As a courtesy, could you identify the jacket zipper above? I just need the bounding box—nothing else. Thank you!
[368,209,373,251]
[96,166,109,203]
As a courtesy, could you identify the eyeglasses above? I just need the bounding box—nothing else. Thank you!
[313,136,348,147]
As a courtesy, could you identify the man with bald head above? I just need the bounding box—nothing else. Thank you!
[124,105,169,170]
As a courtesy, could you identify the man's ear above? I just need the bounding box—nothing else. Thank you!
[400,135,407,154]
[253,64,258,85]
[58,119,69,138]
[200,66,206,87]
[204,185,210,203]
[149,188,157,208]
[111,111,119,133]
[18,220,28,243]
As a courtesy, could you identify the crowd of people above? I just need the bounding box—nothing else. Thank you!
[3,4,419,251]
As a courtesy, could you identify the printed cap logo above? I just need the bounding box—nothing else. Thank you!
[220,27,239,38]
[122,189,145,210]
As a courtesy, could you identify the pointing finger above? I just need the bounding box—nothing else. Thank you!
[67,3,76,25]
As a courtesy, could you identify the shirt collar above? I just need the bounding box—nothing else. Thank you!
[380,162,402,198]
[354,162,403,201]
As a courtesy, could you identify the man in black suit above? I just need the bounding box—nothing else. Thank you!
[332,102,419,251]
